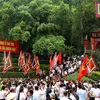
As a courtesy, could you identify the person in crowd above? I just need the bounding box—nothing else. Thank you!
[46,84,52,100]
[27,90,33,100]
[39,82,46,100]
[68,88,76,100]
[0,78,99,100]
[94,84,100,100]
[77,84,88,100]
[0,85,9,100]
[6,88,17,100]
[10,83,16,91]
[59,82,66,99]
[60,91,69,100]
[16,82,22,99]
[49,92,55,100]
[23,84,28,97]
[33,86,40,100]
[17,86,26,100]
[89,83,95,100]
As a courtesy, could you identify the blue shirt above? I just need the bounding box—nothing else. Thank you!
[77,89,87,100]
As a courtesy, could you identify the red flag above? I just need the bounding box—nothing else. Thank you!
[22,53,27,75]
[18,51,27,75]
[36,56,40,75]
[57,52,62,64]
[30,54,38,71]
[86,56,98,75]
[30,54,40,75]
[26,53,31,72]
[3,52,13,73]
[18,51,23,68]
[77,56,89,81]
[49,52,58,69]
[2,51,7,73]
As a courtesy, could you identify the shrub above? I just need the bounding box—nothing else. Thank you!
[0,64,49,78]
[0,72,36,78]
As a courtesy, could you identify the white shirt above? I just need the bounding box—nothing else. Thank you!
[71,67,74,73]
[52,69,55,74]
[16,85,20,99]
[39,88,46,100]
[16,85,20,94]
[19,93,26,100]
[0,90,8,99]
[33,90,40,100]
[90,87,96,97]
[78,61,81,66]
[24,87,28,97]
[10,85,16,91]
[59,87,65,99]
[56,67,59,71]
[50,73,53,77]
[0,91,6,99]
[58,69,61,74]
[60,96,69,100]
[68,68,71,74]
[6,93,17,100]
[74,65,77,70]
[94,88,100,100]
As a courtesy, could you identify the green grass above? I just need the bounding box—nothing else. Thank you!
[66,71,100,81]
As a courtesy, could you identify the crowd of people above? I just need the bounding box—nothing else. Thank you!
[0,78,100,100]
[0,55,100,100]
[49,55,83,79]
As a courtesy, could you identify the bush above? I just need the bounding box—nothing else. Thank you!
[12,58,18,63]
[0,72,36,78]
[0,64,49,78]
[40,64,49,70]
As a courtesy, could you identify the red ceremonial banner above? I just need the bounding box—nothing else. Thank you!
[0,39,20,53]
[96,2,100,18]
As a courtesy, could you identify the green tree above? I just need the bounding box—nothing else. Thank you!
[32,35,65,55]
[9,21,31,42]
[49,1,71,44]
[0,0,100,54]
[0,2,16,39]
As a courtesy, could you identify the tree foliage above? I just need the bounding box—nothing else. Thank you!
[0,0,100,54]
[33,35,65,55]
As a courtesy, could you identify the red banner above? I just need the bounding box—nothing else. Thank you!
[0,39,20,53]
